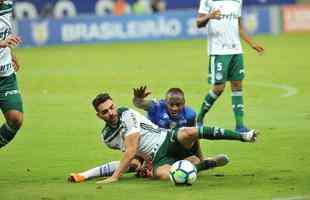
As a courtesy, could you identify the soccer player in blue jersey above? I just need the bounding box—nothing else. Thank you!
[133,86,204,163]
[133,86,196,129]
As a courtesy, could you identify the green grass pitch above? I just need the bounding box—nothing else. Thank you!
[0,33,309,200]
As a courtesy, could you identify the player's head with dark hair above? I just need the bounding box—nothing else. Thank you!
[92,93,118,125]
[165,88,185,118]
[92,93,112,111]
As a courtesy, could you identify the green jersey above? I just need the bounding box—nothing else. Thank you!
[0,0,14,77]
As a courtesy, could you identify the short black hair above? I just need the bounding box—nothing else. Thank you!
[92,93,112,111]
[166,88,184,97]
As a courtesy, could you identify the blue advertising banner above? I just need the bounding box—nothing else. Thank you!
[17,8,276,47]
[242,7,272,35]
[17,10,205,46]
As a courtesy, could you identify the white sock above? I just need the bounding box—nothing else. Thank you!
[80,161,120,179]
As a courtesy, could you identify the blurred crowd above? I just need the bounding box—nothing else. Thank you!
[38,0,166,18]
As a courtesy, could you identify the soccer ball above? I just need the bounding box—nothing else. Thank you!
[169,160,197,185]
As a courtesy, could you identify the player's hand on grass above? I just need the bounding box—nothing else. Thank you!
[209,10,221,20]
[133,86,151,99]
[135,166,153,178]
[135,159,153,178]
[12,54,20,72]
[0,35,22,48]
[251,43,264,54]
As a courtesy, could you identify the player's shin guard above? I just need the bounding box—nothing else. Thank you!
[232,91,245,128]
[197,126,242,141]
[79,161,120,179]
[197,90,219,125]
[0,123,18,148]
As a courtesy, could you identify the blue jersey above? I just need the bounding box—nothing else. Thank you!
[147,100,196,129]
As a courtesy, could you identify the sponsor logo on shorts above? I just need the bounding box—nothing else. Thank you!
[215,73,223,80]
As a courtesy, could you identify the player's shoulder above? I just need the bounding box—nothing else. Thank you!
[201,0,213,6]
[101,124,116,141]
[0,1,13,17]
[120,107,143,121]
[200,0,208,4]
[148,99,164,112]
[158,99,166,106]
[117,107,129,115]
[147,99,160,110]
[183,106,196,119]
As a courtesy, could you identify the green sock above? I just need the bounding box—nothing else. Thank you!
[195,160,217,172]
[0,123,18,148]
[197,90,218,125]
[232,91,244,128]
[197,126,242,141]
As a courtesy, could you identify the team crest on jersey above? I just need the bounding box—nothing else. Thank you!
[31,21,49,46]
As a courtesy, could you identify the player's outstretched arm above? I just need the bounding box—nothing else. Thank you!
[0,35,22,48]
[239,18,264,54]
[196,10,221,28]
[133,86,153,110]
[97,133,140,184]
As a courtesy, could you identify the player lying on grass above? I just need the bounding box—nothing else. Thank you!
[69,86,210,182]
[90,93,257,184]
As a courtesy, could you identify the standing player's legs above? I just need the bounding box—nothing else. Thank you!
[0,74,23,149]
[229,54,248,132]
[197,55,232,125]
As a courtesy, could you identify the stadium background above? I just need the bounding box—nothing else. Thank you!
[13,0,310,46]
[0,0,309,200]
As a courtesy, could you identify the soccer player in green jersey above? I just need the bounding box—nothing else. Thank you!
[196,0,264,132]
[0,0,23,149]
[91,93,257,184]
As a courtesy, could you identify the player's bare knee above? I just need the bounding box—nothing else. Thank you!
[231,81,242,90]
[7,113,23,130]
[179,127,197,140]
[213,84,225,96]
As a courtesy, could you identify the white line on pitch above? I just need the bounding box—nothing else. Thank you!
[248,82,298,98]
[272,196,309,200]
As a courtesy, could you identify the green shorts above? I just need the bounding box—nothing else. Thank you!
[153,128,199,172]
[208,54,245,84]
[0,73,23,113]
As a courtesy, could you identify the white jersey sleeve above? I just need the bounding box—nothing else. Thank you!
[198,0,211,14]
[121,110,141,137]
